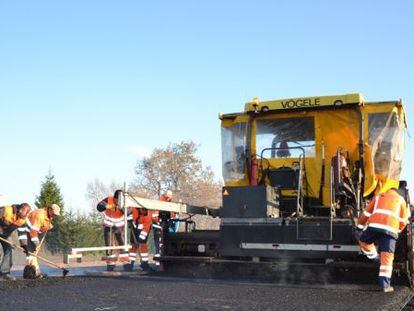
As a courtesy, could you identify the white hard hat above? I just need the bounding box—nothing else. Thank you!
[165,190,173,198]
[50,204,61,216]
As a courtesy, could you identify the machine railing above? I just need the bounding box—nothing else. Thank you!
[260,146,306,217]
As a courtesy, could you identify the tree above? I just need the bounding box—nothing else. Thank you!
[35,170,65,253]
[85,179,123,222]
[133,141,221,207]
[85,179,122,208]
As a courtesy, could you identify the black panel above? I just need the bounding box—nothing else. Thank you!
[218,220,356,259]
[297,218,331,240]
[267,167,298,189]
[222,186,267,218]
[164,231,220,257]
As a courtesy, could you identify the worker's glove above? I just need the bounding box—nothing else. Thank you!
[106,204,115,210]
[353,228,363,241]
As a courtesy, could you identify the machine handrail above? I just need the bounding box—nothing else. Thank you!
[259,146,306,179]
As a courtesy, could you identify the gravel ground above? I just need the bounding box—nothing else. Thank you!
[0,273,411,311]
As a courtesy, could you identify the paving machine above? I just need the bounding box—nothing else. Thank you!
[79,93,409,285]
[140,93,414,285]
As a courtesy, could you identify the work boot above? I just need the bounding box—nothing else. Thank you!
[382,286,394,293]
[36,273,48,279]
[106,265,115,272]
[1,274,16,281]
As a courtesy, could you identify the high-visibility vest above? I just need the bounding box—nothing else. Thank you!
[103,197,125,228]
[358,189,410,237]
[26,209,52,243]
[0,205,27,237]
[132,208,152,240]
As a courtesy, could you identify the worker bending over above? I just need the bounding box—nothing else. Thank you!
[19,204,60,279]
[0,203,31,281]
[357,188,410,292]
[97,190,129,271]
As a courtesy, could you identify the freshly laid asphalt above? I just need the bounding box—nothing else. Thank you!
[0,269,412,311]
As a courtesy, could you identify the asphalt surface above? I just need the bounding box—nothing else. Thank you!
[0,271,412,311]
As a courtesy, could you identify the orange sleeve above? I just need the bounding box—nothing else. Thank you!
[143,213,152,232]
[41,220,53,233]
[358,196,376,228]
[29,216,41,239]
[2,206,14,225]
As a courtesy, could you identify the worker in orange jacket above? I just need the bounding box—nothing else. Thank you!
[356,188,410,292]
[96,190,129,271]
[0,203,31,281]
[130,207,153,271]
[19,204,60,279]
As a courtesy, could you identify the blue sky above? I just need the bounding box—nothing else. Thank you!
[0,1,413,212]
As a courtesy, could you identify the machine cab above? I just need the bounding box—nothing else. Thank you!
[220,93,407,220]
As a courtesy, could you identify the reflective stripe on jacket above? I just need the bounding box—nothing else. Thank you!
[27,209,52,242]
[131,208,152,235]
[97,196,125,228]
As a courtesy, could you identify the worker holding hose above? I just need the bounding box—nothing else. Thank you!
[356,188,410,293]
[19,204,61,279]
[0,203,31,281]
[96,190,129,271]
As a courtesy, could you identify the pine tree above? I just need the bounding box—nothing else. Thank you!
[35,170,65,253]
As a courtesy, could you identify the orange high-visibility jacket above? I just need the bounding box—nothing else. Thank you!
[0,205,27,237]
[27,209,53,243]
[131,208,152,241]
[0,205,27,227]
[97,196,125,228]
[358,189,410,238]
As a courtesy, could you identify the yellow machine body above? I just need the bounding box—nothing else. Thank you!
[221,93,406,206]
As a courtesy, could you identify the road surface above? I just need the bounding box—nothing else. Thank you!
[0,267,412,311]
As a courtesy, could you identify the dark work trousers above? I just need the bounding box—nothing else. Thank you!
[104,226,127,267]
[360,228,397,289]
[0,236,12,274]
[153,226,162,265]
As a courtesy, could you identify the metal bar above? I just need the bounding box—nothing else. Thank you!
[246,114,253,184]
[123,194,188,213]
[71,245,132,254]
[327,245,360,252]
[297,154,304,216]
[240,243,360,252]
[123,182,128,251]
